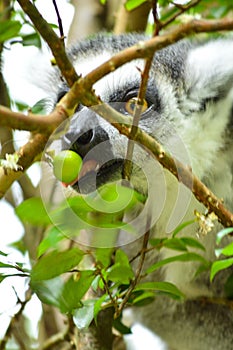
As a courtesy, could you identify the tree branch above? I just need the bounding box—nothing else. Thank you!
[0,289,32,350]
[17,0,79,87]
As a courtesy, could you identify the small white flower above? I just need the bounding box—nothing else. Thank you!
[195,210,218,236]
[0,153,23,171]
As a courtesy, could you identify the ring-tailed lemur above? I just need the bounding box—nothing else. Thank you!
[46,34,233,350]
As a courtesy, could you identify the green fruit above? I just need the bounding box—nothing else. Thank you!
[53,150,82,184]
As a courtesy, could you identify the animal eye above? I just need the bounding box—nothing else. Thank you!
[125,97,148,115]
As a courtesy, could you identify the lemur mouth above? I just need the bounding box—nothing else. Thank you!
[70,158,124,194]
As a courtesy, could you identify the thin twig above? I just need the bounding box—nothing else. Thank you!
[97,268,119,313]
[52,0,65,43]
[17,0,79,87]
[122,56,154,181]
[122,0,159,180]
[0,289,32,350]
[115,225,151,318]
[162,0,202,28]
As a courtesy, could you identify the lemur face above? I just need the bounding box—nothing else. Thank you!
[50,34,233,208]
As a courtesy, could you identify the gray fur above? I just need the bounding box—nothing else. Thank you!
[47,34,233,350]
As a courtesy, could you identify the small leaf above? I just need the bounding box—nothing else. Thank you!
[134,281,184,299]
[0,275,9,283]
[219,241,233,257]
[0,20,22,42]
[216,227,233,245]
[149,238,166,248]
[31,277,63,307]
[31,248,84,282]
[146,253,208,274]
[107,265,134,284]
[0,262,17,269]
[10,240,27,254]
[21,32,41,48]
[115,250,130,266]
[132,291,155,306]
[107,250,134,284]
[58,271,95,313]
[93,294,109,323]
[210,258,233,282]
[37,226,64,257]
[180,237,205,251]
[30,98,49,115]
[163,238,187,252]
[15,197,51,226]
[73,300,95,329]
[172,219,196,237]
[95,248,113,268]
[92,183,141,214]
[125,0,148,11]
[113,317,132,335]
[0,251,8,257]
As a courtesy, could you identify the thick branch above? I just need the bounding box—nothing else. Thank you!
[0,105,68,132]
[0,133,49,198]
[79,17,233,90]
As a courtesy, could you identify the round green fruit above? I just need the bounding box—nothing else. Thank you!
[53,150,82,184]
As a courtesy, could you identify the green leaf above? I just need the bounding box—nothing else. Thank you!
[31,248,84,282]
[58,271,95,313]
[134,281,184,299]
[0,20,22,42]
[107,265,134,284]
[91,183,144,214]
[73,299,95,329]
[21,32,41,48]
[15,197,51,226]
[0,262,17,269]
[172,219,196,237]
[37,226,64,257]
[30,277,63,307]
[125,0,148,11]
[132,291,155,306]
[216,227,233,245]
[93,294,109,323]
[0,275,9,283]
[67,195,95,213]
[210,258,233,282]
[95,248,113,268]
[219,241,233,257]
[149,238,166,249]
[10,240,27,254]
[146,253,208,275]
[107,250,134,284]
[163,238,188,252]
[180,237,205,251]
[113,317,132,335]
[0,251,8,257]
[30,98,49,115]
[115,249,130,266]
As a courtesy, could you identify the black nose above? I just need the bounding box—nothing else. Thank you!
[63,125,113,164]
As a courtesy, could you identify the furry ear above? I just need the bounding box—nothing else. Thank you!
[185,39,233,107]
